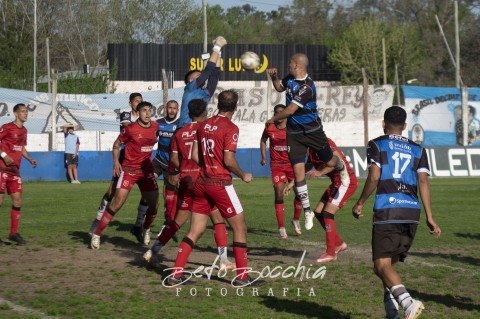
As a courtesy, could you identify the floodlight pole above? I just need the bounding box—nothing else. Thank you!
[33,0,37,92]
[202,0,208,54]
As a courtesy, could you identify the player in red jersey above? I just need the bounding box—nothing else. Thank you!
[0,104,37,245]
[304,138,358,263]
[261,104,303,239]
[143,99,234,270]
[90,102,159,249]
[167,90,253,286]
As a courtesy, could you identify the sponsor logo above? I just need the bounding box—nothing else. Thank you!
[141,146,153,152]
[389,196,418,205]
[204,124,218,132]
[273,146,288,151]
[232,133,239,142]
[182,131,196,138]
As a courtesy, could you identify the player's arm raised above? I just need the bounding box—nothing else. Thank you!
[224,150,252,183]
[268,68,285,93]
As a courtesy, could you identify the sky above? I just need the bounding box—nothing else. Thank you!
[194,0,293,12]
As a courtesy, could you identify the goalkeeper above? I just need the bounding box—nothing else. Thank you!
[178,36,226,128]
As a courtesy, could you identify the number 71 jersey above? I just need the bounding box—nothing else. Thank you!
[367,134,430,224]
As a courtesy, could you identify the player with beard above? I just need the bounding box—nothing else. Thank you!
[90,102,159,250]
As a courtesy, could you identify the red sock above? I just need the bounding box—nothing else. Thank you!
[274,202,285,228]
[164,189,177,222]
[173,237,194,278]
[158,220,180,246]
[233,242,248,280]
[10,207,21,235]
[293,199,302,220]
[95,209,114,236]
[213,223,228,247]
[323,212,338,255]
[143,209,157,229]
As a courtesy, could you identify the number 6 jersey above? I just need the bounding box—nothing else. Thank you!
[367,134,430,224]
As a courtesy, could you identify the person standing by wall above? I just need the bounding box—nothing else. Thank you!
[64,124,80,184]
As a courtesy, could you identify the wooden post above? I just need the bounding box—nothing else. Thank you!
[162,68,168,117]
[461,86,468,146]
[362,68,369,146]
[51,69,57,151]
[382,38,387,85]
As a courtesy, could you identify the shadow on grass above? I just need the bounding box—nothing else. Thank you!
[455,232,480,240]
[409,289,480,312]
[69,230,145,251]
[409,251,480,267]
[259,296,352,318]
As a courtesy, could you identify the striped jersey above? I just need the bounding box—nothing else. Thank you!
[281,74,321,134]
[367,134,430,224]
[154,117,180,169]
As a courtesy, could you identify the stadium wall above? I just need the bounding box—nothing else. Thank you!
[20,147,480,182]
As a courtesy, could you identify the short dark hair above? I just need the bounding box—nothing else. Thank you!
[188,99,207,117]
[129,92,142,102]
[136,101,153,111]
[13,103,26,112]
[469,105,476,116]
[384,106,406,125]
[166,100,179,107]
[274,104,286,113]
[184,70,200,84]
[218,90,238,113]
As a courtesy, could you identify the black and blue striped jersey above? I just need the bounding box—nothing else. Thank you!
[281,74,321,134]
[154,117,180,168]
[367,134,430,224]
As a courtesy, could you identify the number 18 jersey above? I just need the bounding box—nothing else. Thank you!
[367,134,430,224]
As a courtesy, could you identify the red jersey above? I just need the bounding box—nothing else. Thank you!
[0,122,28,173]
[308,138,357,186]
[118,120,158,171]
[197,115,238,182]
[262,123,289,167]
[171,121,201,181]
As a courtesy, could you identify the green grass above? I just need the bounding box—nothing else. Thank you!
[0,178,479,319]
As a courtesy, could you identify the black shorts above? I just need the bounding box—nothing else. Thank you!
[152,157,170,178]
[64,153,78,167]
[286,129,331,164]
[372,223,418,262]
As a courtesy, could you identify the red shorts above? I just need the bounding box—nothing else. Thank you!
[192,182,243,218]
[270,165,294,185]
[116,171,158,192]
[0,171,22,194]
[321,180,358,208]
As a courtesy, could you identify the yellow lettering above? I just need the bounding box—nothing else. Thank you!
[189,58,196,70]
[228,58,235,71]
[235,58,242,71]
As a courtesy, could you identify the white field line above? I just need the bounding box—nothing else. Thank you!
[0,297,58,319]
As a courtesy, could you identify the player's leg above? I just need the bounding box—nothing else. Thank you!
[286,169,302,236]
[324,154,350,187]
[138,174,160,246]
[315,202,340,263]
[8,190,26,245]
[225,213,249,284]
[163,178,178,223]
[89,178,117,237]
[209,209,234,270]
[272,179,287,238]
[130,188,150,243]
[67,163,75,183]
[169,212,209,284]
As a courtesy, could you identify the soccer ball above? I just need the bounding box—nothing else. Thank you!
[240,51,260,70]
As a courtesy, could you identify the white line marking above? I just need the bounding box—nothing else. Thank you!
[0,296,58,319]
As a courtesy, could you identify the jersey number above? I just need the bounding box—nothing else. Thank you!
[202,138,215,157]
[392,152,411,178]
[185,141,194,159]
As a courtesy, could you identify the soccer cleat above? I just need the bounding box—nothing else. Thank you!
[404,300,424,319]
[219,258,236,271]
[279,227,288,239]
[143,249,162,268]
[232,276,261,287]
[316,252,337,263]
[130,226,143,244]
[335,242,348,254]
[338,161,350,187]
[291,220,302,235]
[8,233,26,245]
[166,276,190,286]
[88,219,99,237]
[304,209,315,230]
[142,228,151,246]
[90,234,101,249]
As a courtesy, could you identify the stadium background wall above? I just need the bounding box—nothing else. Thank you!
[19,147,480,181]
[107,43,341,82]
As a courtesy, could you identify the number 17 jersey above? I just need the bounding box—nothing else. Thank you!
[367,134,430,224]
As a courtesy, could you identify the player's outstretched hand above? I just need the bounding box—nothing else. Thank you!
[352,202,364,219]
[212,36,227,51]
[242,173,253,183]
[267,68,278,80]
[427,217,442,238]
[306,169,322,179]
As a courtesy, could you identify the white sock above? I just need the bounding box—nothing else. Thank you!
[391,284,413,311]
[96,198,109,220]
[295,183,311,210]
[218,246,228,261]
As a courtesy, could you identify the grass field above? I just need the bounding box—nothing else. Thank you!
[0,178,479,319]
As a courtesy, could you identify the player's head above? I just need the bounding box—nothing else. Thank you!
[136,101,153,123]
[273,104,286,124]
[129,93,143,112]
[468,105,476,119]
[13,103,28,123]
[288,53,308,75]
[383,106,407,133]
[188,99,207,119]
[184,70,201,84]
[165,100,179,120]
[217,89,238,113]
